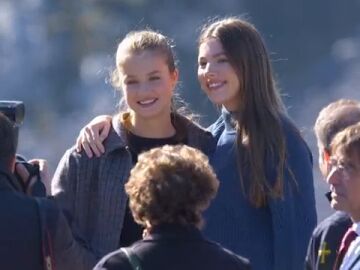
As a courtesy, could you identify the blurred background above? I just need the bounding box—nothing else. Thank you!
[1,0,360,221]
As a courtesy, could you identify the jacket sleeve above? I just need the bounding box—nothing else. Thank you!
[51,148,100,269]
[52,148,77,223]
[268,129,317,270]
[54,204,98,270]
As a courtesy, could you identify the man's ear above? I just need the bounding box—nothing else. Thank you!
[319,147,330,164]
[171,68,179,89]
[323,148,331,163]
[319,147,330,177]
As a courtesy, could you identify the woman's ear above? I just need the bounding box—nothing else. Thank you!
[171,68,179,89]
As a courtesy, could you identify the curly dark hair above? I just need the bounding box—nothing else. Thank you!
[125,144,219,229]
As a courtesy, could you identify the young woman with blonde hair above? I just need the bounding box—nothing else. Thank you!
[52,29,214,269]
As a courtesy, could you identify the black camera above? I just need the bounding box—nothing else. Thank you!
[0,100,25,125]
[0,100,24,149]
[0,100,46,196]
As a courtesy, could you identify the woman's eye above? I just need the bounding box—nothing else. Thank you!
[218,58,228,63]
[149,76,160,81]
[125,80,138,85]
[198,61,207,68]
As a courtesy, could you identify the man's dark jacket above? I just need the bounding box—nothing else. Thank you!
[0,170,98,270]
[305,211,352,270]
[0,171,43,270]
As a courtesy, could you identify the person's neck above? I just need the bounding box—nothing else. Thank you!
[131,113,176,138]
[350,213,360,224]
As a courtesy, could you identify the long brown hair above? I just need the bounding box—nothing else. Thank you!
[199,17,288,207]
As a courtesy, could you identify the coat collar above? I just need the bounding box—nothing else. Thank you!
[103,112,215,156]
[144,223,204,241]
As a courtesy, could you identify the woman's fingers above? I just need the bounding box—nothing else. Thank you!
[99,118,111,141]
[82,139,94,158]
[89,126,105,155]
[75,115,112,157]
[85,127,101,157]
[76,128,86,152]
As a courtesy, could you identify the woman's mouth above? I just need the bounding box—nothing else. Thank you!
[137,98,158,106]
[207,81,226,91]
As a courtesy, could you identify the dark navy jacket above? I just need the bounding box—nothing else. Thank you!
[305,211,351,270]
[94,224,251,270]
[0,170,97,270]
[0,172,43,270]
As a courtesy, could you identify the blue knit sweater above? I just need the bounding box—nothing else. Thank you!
[204,109,317,270]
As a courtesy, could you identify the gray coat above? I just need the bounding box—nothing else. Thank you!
[51,113,215,270]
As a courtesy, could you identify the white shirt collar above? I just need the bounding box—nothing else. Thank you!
[352,222,360,235]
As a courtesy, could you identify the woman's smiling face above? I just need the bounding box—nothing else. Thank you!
[119,50,178,120]
[197,38,241,111]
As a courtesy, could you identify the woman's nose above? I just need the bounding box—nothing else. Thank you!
[138,82,151,93]
[204,63,216,77]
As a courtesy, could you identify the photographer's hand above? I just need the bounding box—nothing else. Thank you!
[15,159,50,195]
[75,115,112,158]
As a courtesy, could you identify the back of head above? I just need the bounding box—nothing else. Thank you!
[0,113,16,171]
[125,144,219,229]
[315,99,360,151]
